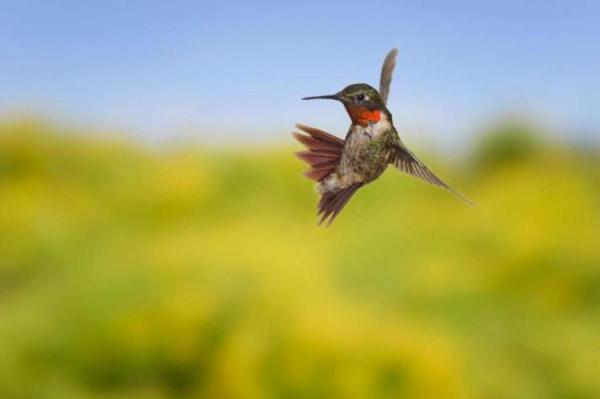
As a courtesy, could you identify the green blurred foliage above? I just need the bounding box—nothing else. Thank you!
[470,119,546,171]
[0,119,599,399]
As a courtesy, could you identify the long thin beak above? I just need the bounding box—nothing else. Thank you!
[302,94,340,101]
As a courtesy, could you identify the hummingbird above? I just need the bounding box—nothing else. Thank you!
[293,48,473,225]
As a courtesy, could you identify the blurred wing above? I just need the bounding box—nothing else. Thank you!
[379,48,398,105]
[392,144,475,206]
[293,124,344,182]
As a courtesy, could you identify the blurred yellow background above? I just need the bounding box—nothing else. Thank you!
[3,1,600,397]
[1,118,598,398]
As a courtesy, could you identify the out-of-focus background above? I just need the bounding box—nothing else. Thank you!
[1,2,599,398]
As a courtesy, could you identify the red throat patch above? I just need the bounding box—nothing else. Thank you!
[345,105,381,127]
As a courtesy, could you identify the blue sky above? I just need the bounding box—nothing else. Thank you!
[1,0,599,149]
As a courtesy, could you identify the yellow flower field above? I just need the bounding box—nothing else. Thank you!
[1,119,599,398]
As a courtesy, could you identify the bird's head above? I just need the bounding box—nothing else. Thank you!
[303,83,387,127]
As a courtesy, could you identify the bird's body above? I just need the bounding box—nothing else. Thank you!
[294,49,472,224]
[322,111,396,192]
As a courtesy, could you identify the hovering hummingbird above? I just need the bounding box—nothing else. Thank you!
[293,48,473,225]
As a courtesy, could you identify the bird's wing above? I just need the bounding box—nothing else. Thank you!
[379,48,398,106]
[392,144,474,206]
[293,124,344,182]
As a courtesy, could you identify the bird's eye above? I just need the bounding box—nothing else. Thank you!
[356,94,365,102]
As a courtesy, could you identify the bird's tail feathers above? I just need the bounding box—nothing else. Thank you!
[317,183,362,225]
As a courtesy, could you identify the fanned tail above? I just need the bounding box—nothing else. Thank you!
[292,124,344,182]
[317,183,362,225]
[293,124,356,225]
